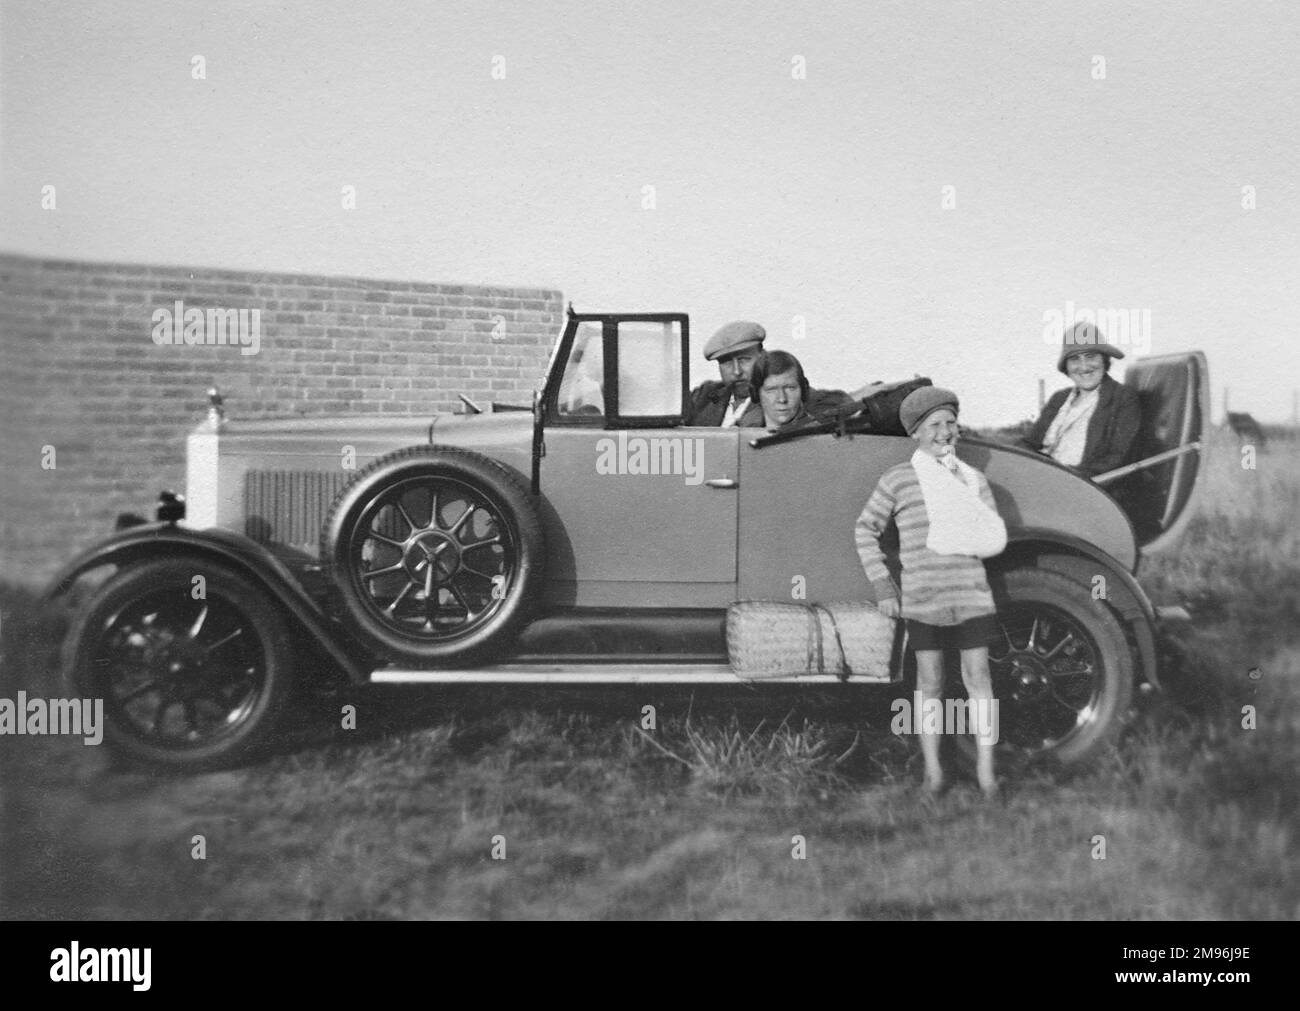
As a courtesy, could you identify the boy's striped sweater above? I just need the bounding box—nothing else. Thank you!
[855,459,997,626]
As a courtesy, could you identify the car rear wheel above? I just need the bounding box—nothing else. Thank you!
[320,446,545,666]
[64,558,293,771]
[946,567,1134,768]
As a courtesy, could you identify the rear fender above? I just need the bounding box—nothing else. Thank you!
[42,523,371,684]
[996,530,1161,690]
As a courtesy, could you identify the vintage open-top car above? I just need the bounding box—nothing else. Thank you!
[44,309,1209,771]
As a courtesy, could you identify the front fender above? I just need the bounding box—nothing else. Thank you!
[42,523,371,683]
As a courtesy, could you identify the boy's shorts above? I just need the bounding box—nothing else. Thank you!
[906,614,1000,652]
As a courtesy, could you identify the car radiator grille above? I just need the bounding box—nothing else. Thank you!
[243,469,351,550]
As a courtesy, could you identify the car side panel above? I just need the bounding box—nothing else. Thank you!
[737,432,1138,601]
[737,433,904,601]
[537,426,740,608]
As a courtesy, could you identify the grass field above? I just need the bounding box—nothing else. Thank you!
[2,429,1298,920]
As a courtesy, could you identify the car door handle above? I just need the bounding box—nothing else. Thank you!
[705,478,738,489]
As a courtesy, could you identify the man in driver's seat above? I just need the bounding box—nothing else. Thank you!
[684,320,854,426]
[685,320,767,426]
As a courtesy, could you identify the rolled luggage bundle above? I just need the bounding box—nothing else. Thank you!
[725,600,903,682]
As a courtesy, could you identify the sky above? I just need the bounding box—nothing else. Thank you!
[2,0,1297,425]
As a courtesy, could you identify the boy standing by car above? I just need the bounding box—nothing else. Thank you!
[855,387,1007,797]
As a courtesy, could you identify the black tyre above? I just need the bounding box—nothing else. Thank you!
[320,446,545,666]
[64,558,293,772]
[946,567,1134,767]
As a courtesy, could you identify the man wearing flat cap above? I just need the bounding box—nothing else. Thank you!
[684,320,855,427]
[684,320,767,427]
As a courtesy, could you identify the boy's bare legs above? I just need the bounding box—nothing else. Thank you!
[914,649,945,792]
[960,645,998,796]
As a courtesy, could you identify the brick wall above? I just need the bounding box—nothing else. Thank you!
[0,254,562,587]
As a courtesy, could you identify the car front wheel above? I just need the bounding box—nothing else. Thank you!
[64,558,293,771]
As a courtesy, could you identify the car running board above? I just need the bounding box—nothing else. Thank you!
[371,663,892,685]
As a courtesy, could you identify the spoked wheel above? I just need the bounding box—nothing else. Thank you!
[65,558,292,771]
[947,568,1133,767]
[351,474,515,637]
[321,446,545,666]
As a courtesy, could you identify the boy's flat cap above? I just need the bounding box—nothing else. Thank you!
[900,386,960,435]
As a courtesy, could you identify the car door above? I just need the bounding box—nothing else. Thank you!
[1106,351,1210,554]
[537,315,740,608]
[735,425,919,603]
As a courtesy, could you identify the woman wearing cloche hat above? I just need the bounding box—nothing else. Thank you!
[855,386,1007,799]
[1021,320,1142,478]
